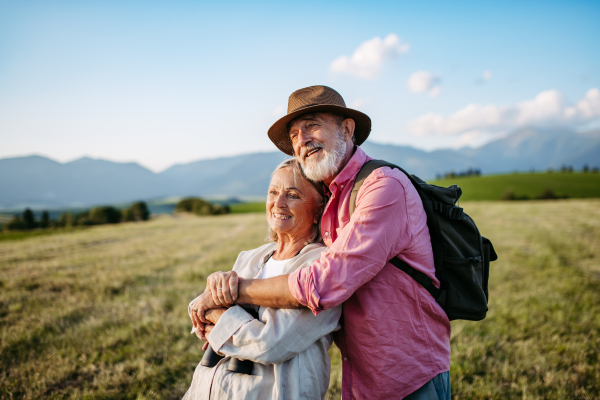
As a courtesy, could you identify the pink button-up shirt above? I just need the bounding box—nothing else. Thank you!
[288,146,451,399]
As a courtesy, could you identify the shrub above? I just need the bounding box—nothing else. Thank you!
[535,189,569,200]
[76,211,93,226]
[89,206,121,224]
[175,197,230,216]
[58,212,76,228]
[121,208,134,222]
[4,216,28,231]
[501,189,529,201]
[129,201,150,221]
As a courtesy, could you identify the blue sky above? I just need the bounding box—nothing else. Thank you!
[1,0,599,171]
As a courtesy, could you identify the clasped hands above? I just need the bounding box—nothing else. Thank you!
[189,270,241,345]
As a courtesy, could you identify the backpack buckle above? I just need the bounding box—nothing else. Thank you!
[448,206,463,219]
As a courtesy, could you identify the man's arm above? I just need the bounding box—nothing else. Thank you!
[190,275,302,332]
[202,270,304,309]
[237,275,303,308]
[289,171,415,313]
[198,171,413,315]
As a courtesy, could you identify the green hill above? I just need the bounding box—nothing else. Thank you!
[429,172,600,201]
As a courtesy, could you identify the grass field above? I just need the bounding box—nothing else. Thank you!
[1,201,599,399]
[229,202,266,214]
[429,172,600,201]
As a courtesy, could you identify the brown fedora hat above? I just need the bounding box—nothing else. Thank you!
[268,85,371,156]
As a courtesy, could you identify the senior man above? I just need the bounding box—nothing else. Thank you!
[190,85,451,400]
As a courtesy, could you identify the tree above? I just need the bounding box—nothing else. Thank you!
[76,211,93,226]
[121,208,134,222]
[58,213,76,228]
[89,206,121,224]
[192,199,212,216]
[130,201,150,221]
[40,211,50,229]
[5,216,27,231]
[23,208,36,229]
[175,197,230,216]
[175,198,196,213]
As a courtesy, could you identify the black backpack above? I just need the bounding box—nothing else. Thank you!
[349,160,498,321]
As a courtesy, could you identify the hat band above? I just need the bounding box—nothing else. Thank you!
[289,102,344,114]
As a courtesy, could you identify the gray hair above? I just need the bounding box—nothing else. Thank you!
[266,158,326,244]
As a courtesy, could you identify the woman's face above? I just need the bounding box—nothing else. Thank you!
[267,167,321,240]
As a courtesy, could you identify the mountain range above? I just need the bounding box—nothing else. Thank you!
[1,127,599,210]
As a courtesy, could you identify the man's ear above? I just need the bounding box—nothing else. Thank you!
[341,118,356,142]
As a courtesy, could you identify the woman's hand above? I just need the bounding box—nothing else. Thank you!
[195,324,215,348]
[189,290,219,335]
[207,271,240,307]
[205,308,227,325]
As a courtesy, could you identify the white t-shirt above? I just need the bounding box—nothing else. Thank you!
[257,256,292,279]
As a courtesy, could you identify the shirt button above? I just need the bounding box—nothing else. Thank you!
[344,357,348,361]
[324,232,329,237]
[341,184,344,189]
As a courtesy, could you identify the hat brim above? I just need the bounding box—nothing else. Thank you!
[268,104,371,156]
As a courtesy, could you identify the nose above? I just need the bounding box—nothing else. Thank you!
[274,193,287,208]
[295,128,313,154]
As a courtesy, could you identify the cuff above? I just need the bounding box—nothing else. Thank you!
[207,305,254,352]
[288,268,323,315]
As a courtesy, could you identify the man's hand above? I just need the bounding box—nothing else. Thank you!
[207,271,239,306]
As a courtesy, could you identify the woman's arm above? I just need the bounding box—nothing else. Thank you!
[207,303,341,365]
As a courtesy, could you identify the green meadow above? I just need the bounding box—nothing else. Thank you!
[229,201,266,214]
[429,172,600,201]
[1,200,599,399]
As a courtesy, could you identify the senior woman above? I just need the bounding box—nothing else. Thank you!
[184,158,341,400]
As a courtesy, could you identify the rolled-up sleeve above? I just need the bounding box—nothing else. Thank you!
[289,172,412,313]
[208,304,341,365]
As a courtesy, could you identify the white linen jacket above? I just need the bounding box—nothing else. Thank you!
[183,242,342,400]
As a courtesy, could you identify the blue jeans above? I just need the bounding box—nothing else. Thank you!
[404,371,451,400]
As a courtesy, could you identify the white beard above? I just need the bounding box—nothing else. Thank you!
[299,132,347,182]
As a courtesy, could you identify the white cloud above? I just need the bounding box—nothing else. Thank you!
[566,88,600,119]
[407,71,442,98]
[330,34,410,80]
[475,70,492,84]
[407,88,600,139]
[348,98,368,110]
[272,105,286,117]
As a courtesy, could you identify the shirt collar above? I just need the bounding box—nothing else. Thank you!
[329,146,368,191]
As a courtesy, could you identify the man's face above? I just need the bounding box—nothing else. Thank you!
[288,113,348,182]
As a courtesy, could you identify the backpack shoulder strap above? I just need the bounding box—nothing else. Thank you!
[349,160,400,216]
[349,159,442,300]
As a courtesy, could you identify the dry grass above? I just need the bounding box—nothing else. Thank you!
[0,213,267,399]
[1,200,599,399]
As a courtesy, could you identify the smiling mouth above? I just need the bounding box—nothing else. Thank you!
[273,213,291,220]
[306,148,321,158]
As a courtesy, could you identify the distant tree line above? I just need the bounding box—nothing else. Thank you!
[501,189,569,201]
[175,197,230,216]
[437,165,600,180]
[436,168,482,180]
[545,164,600,174]
[3,201,150,231]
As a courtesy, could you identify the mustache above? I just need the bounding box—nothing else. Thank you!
[299,141,325,159]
